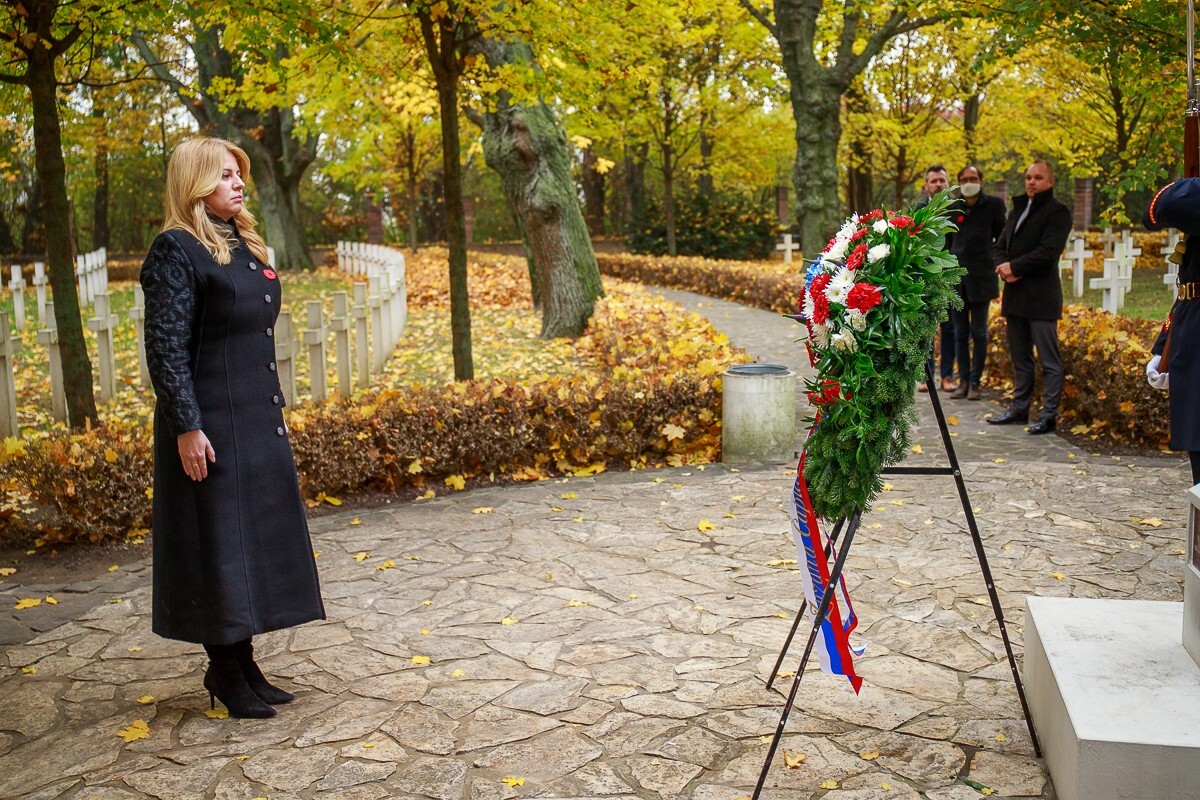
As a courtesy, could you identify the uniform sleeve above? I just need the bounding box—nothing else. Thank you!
[140,232,204,436]
[1010,204,1072,278]
[1144,179,1200,235]
[993,212,1014,266]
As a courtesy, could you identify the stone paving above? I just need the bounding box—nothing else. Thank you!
[1,289,1195,800]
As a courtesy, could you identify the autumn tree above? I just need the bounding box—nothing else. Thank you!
[742,0,944,252]
[0,0,114,428]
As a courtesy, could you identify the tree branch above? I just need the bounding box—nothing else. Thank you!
[738,0,777,40]
[841,12,941,87]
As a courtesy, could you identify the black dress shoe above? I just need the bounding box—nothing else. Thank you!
[1027,416,1056,435]
[986,408,1029,425]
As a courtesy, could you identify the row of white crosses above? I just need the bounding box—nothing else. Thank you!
[1089,233,1140,314]
[3,240,394,435]
[75,247,108,306]
[335,241,407,369]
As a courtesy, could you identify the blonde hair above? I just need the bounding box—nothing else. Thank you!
[162,137,270,265]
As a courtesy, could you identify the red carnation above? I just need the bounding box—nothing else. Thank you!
[860,209,883,223]
[889,215,914,229]
[806,379,842,407]
[846,282,882,312]
[811,292,830,325]
[846,242,868,270]
[823,236,838,253]
[849,226,870,243]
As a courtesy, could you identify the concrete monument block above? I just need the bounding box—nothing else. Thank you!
[721,364,796,464]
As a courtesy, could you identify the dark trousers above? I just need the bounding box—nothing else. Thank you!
[939,319,955,379]
[1006,314,1063,418]
[952,300,990,385]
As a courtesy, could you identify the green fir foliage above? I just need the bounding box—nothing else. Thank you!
[801,191,964,521]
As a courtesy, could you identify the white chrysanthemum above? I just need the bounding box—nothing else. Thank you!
[830,330,858,352]
[872,219,888,235]
[825,237,849,261]
[802,287,816,321]
[847,308,867,331]
[837,219,857,241]
[810,322,831,348]
[825,266,856,305]
[867,243,891,264]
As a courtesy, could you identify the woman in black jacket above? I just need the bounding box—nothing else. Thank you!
[947,165,1007,400]
[141,137,325,718]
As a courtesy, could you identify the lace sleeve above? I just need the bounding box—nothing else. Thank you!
[140,232,203,436]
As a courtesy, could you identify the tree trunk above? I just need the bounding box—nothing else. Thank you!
[433,76,473,379]
[92,104,109,250]
[624,143,648,233]
[698,128,714,197]
[477,95,603,337]
[581,146,606,237]
[963,93,980,166]
[21,174,43,255]
[663,139,677,257]
[894,143,908,209]
[365,190,384,244]
[788,77,842,253]
[27,44,97,428]
[0,204,16,253]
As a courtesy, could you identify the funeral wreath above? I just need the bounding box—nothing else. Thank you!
[798,190,965,521]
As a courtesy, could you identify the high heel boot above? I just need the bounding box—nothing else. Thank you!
[234,639,295,705]
[202,658,276,718]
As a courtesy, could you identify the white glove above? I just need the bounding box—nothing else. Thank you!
[1146,355,1169,391]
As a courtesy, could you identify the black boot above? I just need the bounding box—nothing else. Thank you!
[234,639,295,705]
[202,654,276,718]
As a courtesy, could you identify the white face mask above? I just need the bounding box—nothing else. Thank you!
[959,182,981,198]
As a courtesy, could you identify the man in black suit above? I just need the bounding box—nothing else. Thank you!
[987,160,1072,434]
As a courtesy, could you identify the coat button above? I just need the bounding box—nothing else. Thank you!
[269,362,277,372]
[276,426,285,436]
[249,262,257,270]
[266,327,274,337]
[264,294,272,303]
[272,395,281,405]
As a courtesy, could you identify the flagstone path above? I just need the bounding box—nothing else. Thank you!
[1,289,1193,800]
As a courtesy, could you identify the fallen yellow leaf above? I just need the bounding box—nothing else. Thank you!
[783,752,806,769]
[0,567,14,576]
[128,646,141,652]
[995,732,1008,742]
[697,519,716,531]
[323,495,342,506]
[377,559,397,571]
[445,474,466,491]
[628,593,639,599]
[859,749,880,760]
[20,666,35,674]
[419,489,436,500]
[731,494,746,501]
[1050,572,1066,580]
[566,600,590,607]
[867,523,882,529]
[117,720,150,742]
[911,444,923,454]
[561,491,578,499]
[107,565,119,572]
[204,707,229,719]
[551,506,564,512]
[421,629,431,635]
[353,551,370,562]
[407,459,423,474]
[947,415,958,426]
[881,783,892,791]
[472,507,493,514]
[349,517,362,525]
[820,780,838,790]
[451,668,465,677]
[137,695,155,704]
[13,598,41,610]
[993,457,1006,463]
[501,615,519,625]
[411,655,431,665]
[767,559,797,567]
[662,423,685,441]
[1138,517,1163,527]
[362,742,376,748]
[500,777,525,788]
[881,482,893,491]
[105,448,119,463]
[45,596,58,605]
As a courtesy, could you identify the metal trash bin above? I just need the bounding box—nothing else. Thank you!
[721,363,796,464]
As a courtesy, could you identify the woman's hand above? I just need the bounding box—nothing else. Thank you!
[1146,355,1170,391]
[178,429,216,481]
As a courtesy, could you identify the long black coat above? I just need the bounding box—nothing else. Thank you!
[949,193,1007,303]
[141,224,324,645]
[992,189,1073,320]
[1145,179,1200,451]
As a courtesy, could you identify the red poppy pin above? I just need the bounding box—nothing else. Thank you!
[954,214,965,224]
[263,269,277,280]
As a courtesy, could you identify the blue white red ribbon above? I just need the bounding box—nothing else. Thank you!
[788,448,864,693]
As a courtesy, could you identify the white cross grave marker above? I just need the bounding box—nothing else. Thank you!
[303,300,329,403]
[274,312,297,407]
[1090,242,1133,314]
[329,291,351,397]
[776,233,800,264]
[31,262,47,326]
[36,301,67,424]
[352,282,369,389]
[8,265,26,331]
[0,311,21,438]
[1100,226,1118,259]
[129,284,150,388]
[1059,235,1092,298]
[88,293,119,403]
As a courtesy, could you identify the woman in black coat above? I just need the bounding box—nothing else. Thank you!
[141,137,325,717]
[1143,179,1200,484]
[947,165,1007,400]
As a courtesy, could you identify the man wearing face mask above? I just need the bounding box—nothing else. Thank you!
[947,166,1007,401]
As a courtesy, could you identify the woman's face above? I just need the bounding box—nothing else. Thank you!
[203,150,245,221]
